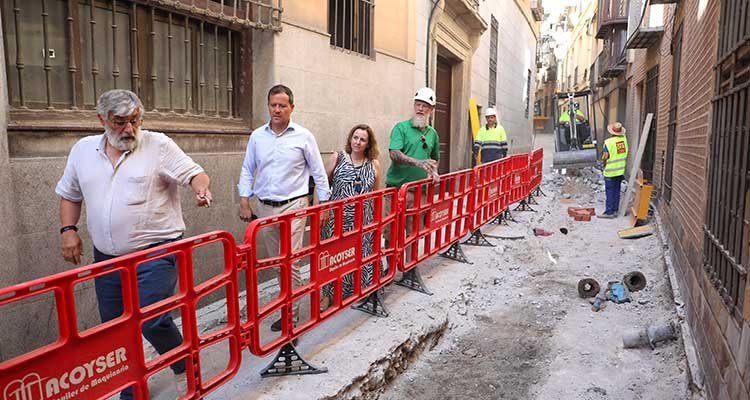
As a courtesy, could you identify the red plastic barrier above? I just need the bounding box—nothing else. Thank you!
[529,148,543,192]
[398,170,474,271]
[472,158,510,228]
[240,188,399,356]
[0,232,241,400]
[508,154,530,204]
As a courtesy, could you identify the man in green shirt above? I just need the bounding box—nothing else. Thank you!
[473,107,508,164]
[385,87,440,187]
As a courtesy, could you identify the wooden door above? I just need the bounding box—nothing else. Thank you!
[435,56,452,174]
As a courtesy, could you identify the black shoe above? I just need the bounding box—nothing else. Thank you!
[270,319,282,332]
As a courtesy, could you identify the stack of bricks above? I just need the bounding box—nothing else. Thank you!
[567,207,595,222]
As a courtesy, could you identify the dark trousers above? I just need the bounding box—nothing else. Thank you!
[604,175,624,215]
[94,239,185,399]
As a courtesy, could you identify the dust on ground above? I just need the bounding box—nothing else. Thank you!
[380,134,696,400]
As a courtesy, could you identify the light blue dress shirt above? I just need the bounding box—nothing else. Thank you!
[238,121,331,202]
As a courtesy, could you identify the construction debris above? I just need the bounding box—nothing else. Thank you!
[567,207,595,221]
[577,278,600,298]
[622,321,679,349]
[623,271,647,292]
[533,228,554,236]
[617,225,654,239]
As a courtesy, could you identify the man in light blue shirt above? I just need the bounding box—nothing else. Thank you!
[238,84,330,331]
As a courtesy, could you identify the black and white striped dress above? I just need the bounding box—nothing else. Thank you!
[322,151,379,299]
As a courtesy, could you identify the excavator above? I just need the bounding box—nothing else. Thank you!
[551,90,599,170]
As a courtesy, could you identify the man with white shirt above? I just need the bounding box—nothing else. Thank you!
[56,89,212,399]
[238,84,331,332]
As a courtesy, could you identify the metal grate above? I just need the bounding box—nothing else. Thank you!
[525,69,531,119]
[642,65,659,182]
[2,0,246,116]
[663,25,682,202]
[704,0,749,317]
[489,15,498,106]
[328,0,374,57]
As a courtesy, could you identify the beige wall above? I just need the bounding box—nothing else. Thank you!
[283,0,415,63]
[253,3,418,172]
[472,0,538,154]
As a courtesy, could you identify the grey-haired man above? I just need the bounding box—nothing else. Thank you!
[56,89,212,399]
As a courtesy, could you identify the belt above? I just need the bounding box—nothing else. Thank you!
[259,194,307,207]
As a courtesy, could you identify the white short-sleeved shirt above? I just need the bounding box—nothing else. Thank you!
[55,130,204,256]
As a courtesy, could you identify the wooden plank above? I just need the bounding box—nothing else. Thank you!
[618,225,654,239]
[618,113,654,217]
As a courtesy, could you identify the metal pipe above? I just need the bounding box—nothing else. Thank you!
[425,0,439,87]
[12,0,26,107]
[168,12,174,111]
[111,0,119,88]
[41,0,53,109]
[130,2,140,95]
[66,0,77,108]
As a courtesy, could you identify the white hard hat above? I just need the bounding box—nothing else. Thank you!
[485,107,497,117]
[413,87,436,106]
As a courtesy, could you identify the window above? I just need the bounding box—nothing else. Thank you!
[524,69,531,119]
[704,0,749,318]
[642,66,658,182]
[2,0,242,117]
[328,0,374,57]
[489,16,498,106]
[574,66,579,87]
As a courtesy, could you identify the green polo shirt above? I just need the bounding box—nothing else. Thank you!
[385,120,440,187]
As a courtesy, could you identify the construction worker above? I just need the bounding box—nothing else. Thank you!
[558,103,586,124]
[598,122,629,218]
[473,107,508,164]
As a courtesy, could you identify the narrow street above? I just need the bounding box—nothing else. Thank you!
[380,131,692,399]
[192,132,694,400]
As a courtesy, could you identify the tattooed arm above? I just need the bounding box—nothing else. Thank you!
[389,150,438,175]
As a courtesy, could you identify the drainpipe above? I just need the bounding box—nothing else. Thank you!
[425,0,440,87]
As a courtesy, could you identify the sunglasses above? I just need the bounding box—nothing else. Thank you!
[420,135,428,149]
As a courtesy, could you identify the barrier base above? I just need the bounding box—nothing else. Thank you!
[514,199,536,212]
[463,229,495,247]
[527,194,539,205]
[352,290,389,317]
[260,342,328,378]
[489,213,504,225]
[440,242,472,264]
[533,187,547,197]
[502,209,516,223]
[396,268,433,295]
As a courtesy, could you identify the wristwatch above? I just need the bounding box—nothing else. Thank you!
[60,225,78,234]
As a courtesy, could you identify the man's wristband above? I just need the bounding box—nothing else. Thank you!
[60,225,78,234]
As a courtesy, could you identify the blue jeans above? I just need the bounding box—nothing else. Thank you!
[94,239,185,399]
[604,175,623,215]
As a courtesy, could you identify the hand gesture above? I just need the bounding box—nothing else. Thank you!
[239,202,255,223]
[195,188,213,208]
[61,230,83,265]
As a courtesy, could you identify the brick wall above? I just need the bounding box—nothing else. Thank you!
[643,0,750,398]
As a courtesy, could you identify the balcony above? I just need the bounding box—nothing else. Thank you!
[156,0,282,30]
[598,27,628,78]
[531,0,544,21]
[596,0,628,39]
[446,0,488,34]
[626,1,665,49]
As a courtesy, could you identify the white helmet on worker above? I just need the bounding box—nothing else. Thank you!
[414,87,436,106]
[485,107,497,117]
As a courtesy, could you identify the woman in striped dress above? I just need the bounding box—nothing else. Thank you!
[321,124,382,305]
